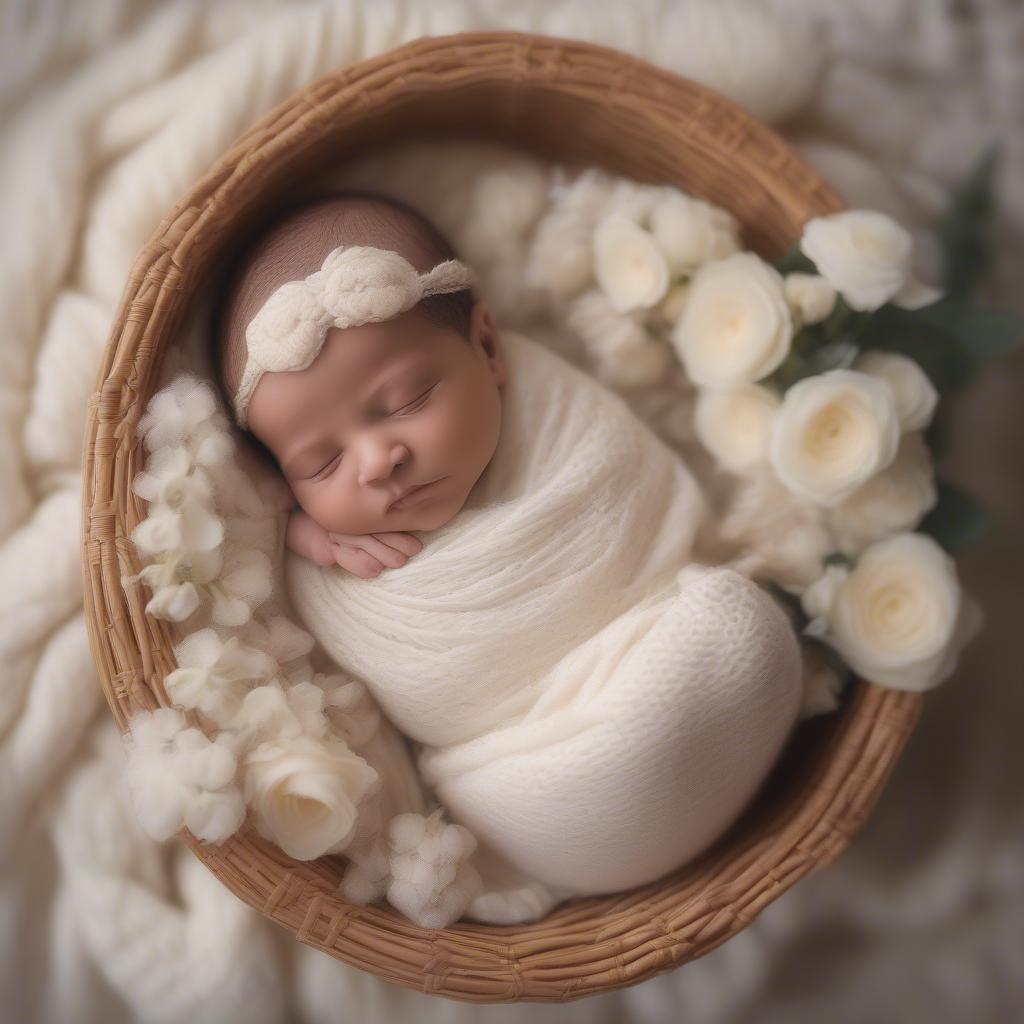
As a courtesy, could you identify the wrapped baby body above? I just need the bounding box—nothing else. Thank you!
[285,330,803,900]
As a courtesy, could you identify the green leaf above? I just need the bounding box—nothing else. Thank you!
[774,242,816,276]
[937,144,999,301]
[918,480,994,554]
[771,339,860,392]
[866,303,983,392]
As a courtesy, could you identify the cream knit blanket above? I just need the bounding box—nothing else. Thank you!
[285,330,804,895]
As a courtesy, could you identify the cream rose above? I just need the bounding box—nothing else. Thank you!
[783,273,836,325]
[770,368,901,506]
[803,532,967,691]
[828,432,937,555]
[694,384,781,472]
[854,350,939,432]
[671,252,793,388]
[593,212,670,312]
[800,210,912,311]
[649,193,740,275]
[244,735,379,860]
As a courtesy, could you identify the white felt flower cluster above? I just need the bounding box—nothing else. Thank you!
[125,373,481,927]
[527,170,742,392]
[530,184,982,697]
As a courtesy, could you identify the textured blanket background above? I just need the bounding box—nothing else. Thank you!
[1,1,1022,1021]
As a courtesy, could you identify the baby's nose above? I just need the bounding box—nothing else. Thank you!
[357,442,409,486]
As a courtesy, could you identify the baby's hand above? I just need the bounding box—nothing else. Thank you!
[285,510,422,578]
[327,531,423,580]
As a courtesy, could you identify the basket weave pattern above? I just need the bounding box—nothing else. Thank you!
[81,31,923,1003]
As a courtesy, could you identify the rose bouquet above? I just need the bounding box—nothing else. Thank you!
[532,149,1018,703]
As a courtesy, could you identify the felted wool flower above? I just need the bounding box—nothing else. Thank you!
[593,212,670,313]
[461,162,548,257]
[770,368,901,507]
[827,432,938,556]
[525,167,615,299]
[320,674,382,750]
[672,252,793,388]
[800,210,912,311]
[854,350,939,432]
[123,707,246,843]
[130,446,224,556]
[128,546,221,623]
[716,464,835,590]
[800,531,982,691]
[205,542,273,627]
[164,628,277,726]
[222,681,326,752]
[238,615,316,669]
[385,808,483,930]
[137,374,225,455]
[567,289,672,389]
[694,383,781,473]
[783,272,836,325]
[650,193,741,275]
[243,734,379,860]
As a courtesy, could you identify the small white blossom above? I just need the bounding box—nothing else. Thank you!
[784,273,836,325]
[854,350,939,432]
[593,212,670,313]
[123,707,246,843]
[650,193,740,275]
[165,628,277,726]
[801,210,912,311]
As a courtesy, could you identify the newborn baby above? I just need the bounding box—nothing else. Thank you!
[214,190,804,918]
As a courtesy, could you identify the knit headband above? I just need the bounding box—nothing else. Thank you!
[233,244,476,428]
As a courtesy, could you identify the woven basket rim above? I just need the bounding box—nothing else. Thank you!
[81,29,924,1003]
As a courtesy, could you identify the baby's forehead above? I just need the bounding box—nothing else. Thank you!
[237,203,439,318]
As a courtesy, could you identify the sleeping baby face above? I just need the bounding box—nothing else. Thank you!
[245,298,506,536]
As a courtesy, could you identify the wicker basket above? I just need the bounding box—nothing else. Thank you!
[81,31,923,1003]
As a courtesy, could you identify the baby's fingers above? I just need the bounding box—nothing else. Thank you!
[332,544,385,580]
[337,533,409,569]
[371,532,423,557]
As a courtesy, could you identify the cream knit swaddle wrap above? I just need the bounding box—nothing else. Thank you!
[286,329,804,895]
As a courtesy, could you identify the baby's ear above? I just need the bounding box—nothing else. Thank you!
[470,300,506,387]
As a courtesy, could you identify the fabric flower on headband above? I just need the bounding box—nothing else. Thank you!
[233,245,476,428]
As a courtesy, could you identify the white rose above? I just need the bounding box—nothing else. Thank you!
[828,432,937,555]
[770,369,901,507]
[854,350,939,432]
[783,273,836,325]
[672,252,793,388]
[694,383,781,472]
[800,210,912,311]
[593,212,670,312]
[650,193,740,275]
[244,735,379,860]
[806,532,969,691]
